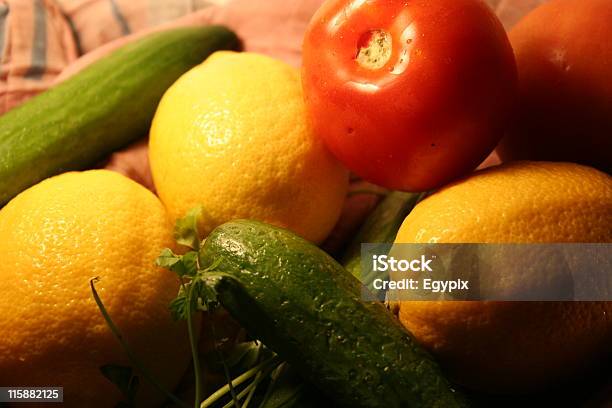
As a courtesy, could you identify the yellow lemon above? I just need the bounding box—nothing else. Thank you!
[0,170,193,407]
[395,161,612,392]
[149,51,348,243]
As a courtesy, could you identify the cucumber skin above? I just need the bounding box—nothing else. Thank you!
[0,26,239,206]
[202,220,467,408]
[342,191,422,279]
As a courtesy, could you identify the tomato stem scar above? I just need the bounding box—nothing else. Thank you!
[356,29,392,70]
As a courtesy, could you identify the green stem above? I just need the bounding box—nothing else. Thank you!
[257,362,285,408]
[208,311,240,407]
[183,282,203,408]
[200,356,280,408]
[240,343,264,408]
[228,362,276,408]
[242,372,263,408]
[90,278,189,408]
[239,370,262,408]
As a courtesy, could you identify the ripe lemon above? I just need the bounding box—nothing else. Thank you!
[149,51,348,243]
[0,170,193,407]
[395,161,612,392]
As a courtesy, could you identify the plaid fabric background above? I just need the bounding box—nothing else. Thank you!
[0,0,77,112]
[56,0,228,53]
[0,0,226,113]
[0,0,545,115]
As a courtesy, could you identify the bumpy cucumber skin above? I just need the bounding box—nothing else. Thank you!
[201,220,467,408]
[342,191,422,279]
[0,26,239,206]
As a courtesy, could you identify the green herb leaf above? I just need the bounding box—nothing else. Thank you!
[186,278,218,312]
[190,279,205,311]
[196,279,220,311]
[156,248,181,268]
[156,248,199,278]
[169,275,220,320]
[180,251,199,277]
[91,280,189,408]
[169,289,189,321]
[174,206,203,250]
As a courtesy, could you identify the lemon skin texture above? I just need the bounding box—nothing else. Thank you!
[396,161,612,393]
[149,51,349,243]
[0,170,195,407]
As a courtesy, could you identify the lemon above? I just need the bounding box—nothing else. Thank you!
[0,170,193,407]
[395,161,612,392]
[149,51,348,243]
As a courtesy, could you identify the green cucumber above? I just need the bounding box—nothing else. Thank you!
[342,192,422,285]
[201,220,467,408]
[0,26,239,206]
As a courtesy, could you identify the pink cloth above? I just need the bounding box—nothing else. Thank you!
[55,0,228,54]
[0,0,326,113]
[56,0,325,83]
[0,0,547,114]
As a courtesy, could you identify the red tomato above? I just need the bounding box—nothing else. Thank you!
[497,0,612,173]
[302,0,517,191]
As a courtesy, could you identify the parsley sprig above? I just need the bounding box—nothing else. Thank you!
[93,207,304,408]
[90,277,189,408]
[156,207,229,407]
